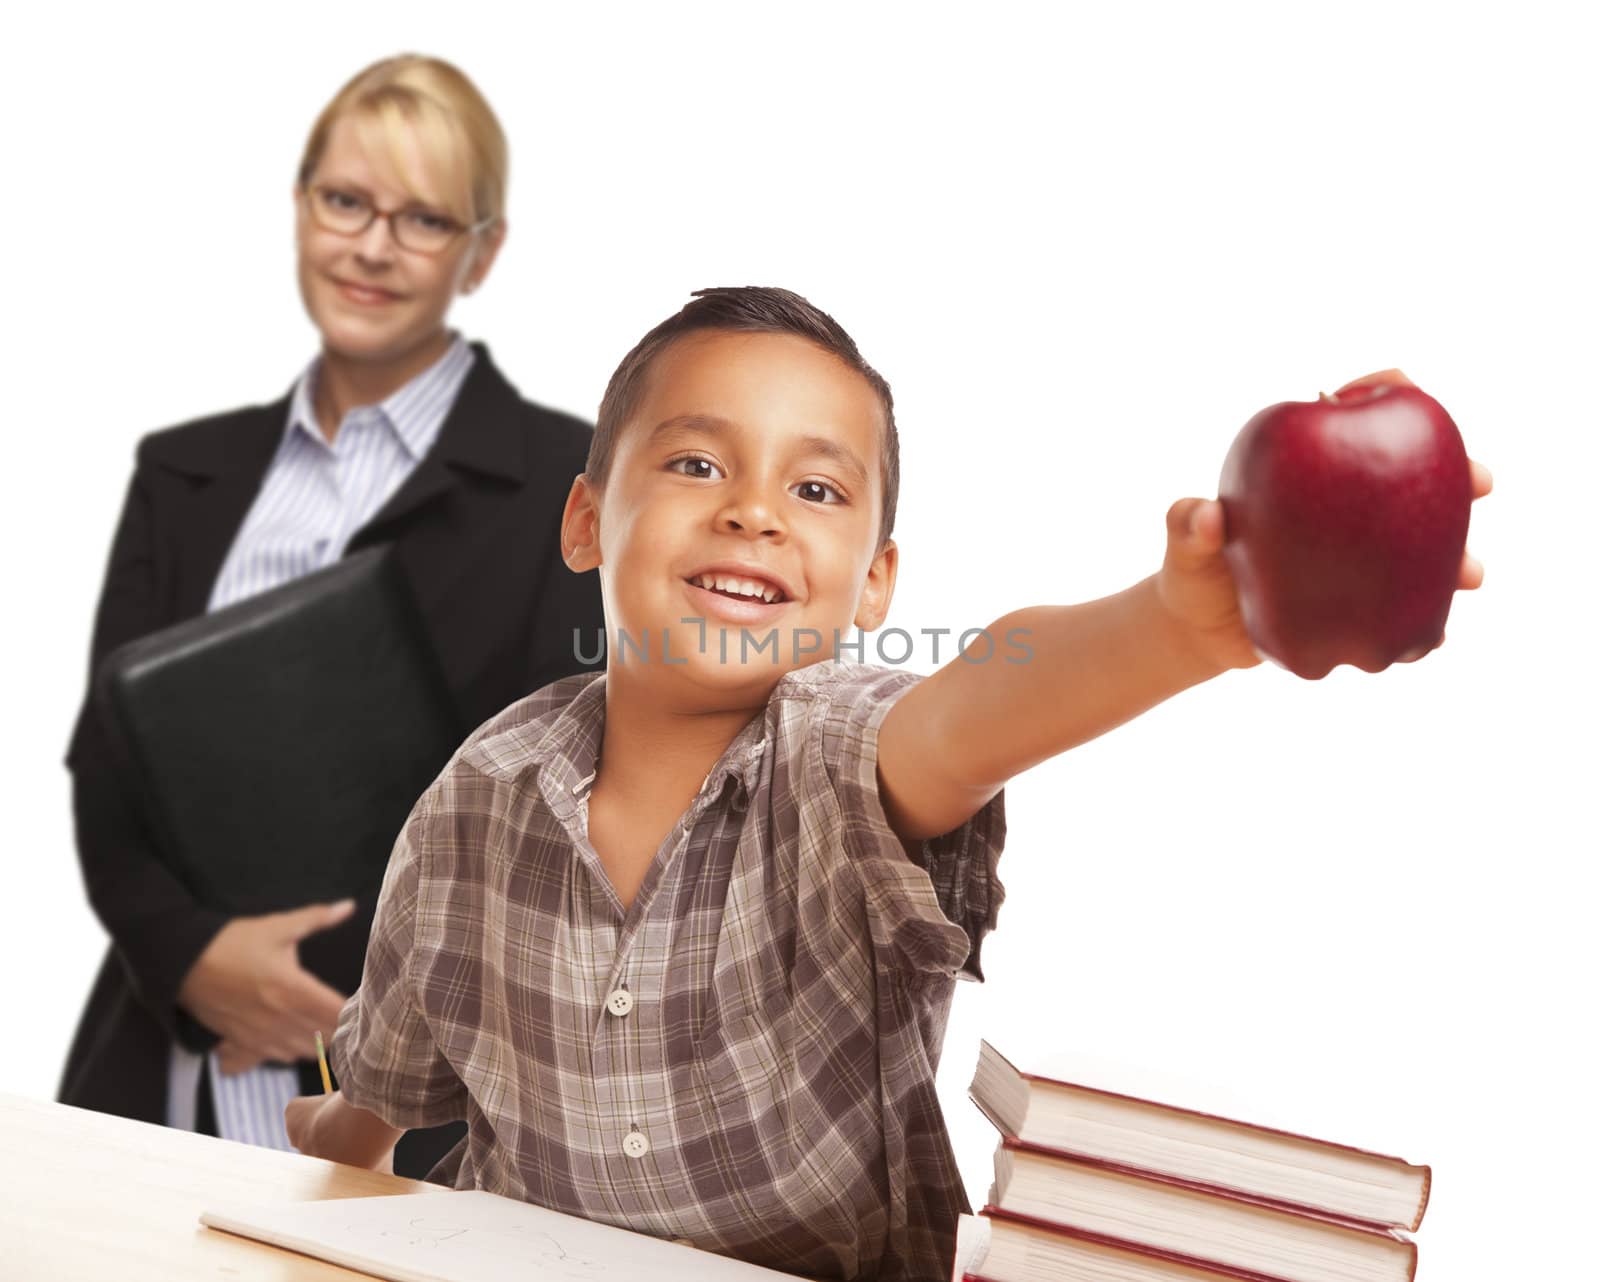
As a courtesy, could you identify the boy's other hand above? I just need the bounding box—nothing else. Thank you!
[285,1089,403,1170]
[177,900,356,1067]
[284,1092,324,1155]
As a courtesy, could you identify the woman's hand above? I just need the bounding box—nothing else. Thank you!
[214,1039,265,1076]
[177,900,356,1066]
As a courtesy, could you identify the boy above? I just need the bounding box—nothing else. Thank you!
[286,287,1488,1280]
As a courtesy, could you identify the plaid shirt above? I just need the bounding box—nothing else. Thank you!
[332,658,1007,1281]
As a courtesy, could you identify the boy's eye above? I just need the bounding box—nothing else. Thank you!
[667,456,845,504]
[793,480,844,504]
[667,455,723,481]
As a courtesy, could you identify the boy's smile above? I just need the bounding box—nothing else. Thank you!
[563,329,898,695]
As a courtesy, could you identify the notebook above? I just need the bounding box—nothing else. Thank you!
[94,546,463,915]
[200,1189,799,1282]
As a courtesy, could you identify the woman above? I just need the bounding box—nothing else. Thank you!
[58,55,605,1181]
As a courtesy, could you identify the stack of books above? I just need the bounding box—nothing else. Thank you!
[954,1041,1430,1282]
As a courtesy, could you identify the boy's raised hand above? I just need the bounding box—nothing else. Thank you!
[1155,497,1262,675]
[1157,484,1491,673]
[1156,369,1492,675]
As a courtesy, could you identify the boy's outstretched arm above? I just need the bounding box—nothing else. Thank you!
[876,497,1250,844]
[877,457,1490,846]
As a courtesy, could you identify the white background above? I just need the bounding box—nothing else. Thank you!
[4,1,1595,1275]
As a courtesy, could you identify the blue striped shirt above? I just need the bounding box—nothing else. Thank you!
[166,334,475,1148]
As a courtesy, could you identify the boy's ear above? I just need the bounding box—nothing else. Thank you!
[853,538,898,632]
[560,473,602,572]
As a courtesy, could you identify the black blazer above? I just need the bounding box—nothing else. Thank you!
[58,344,606,1146]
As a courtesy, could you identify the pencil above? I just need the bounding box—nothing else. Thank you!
[314,1030,333,1094]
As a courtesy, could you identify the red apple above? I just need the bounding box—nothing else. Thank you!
[1218,374,1473,679]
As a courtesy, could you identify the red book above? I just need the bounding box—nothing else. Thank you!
[970,1040,1430,1230]
[986,1139,1416,1282]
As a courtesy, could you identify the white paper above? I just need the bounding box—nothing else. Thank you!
[201,1189,799,1282]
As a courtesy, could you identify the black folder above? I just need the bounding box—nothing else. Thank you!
[94,547,464,916]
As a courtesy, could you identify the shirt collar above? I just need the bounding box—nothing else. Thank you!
[514,673,772,822]
[285,332,475,460]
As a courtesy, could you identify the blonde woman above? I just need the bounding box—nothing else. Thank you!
[59,56,604,1181]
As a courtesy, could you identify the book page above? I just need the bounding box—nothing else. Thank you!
[950,1213,991,1282]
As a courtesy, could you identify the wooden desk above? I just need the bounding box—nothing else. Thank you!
[0,1091,446,1280]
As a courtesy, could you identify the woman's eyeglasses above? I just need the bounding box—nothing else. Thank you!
[303,184,492,255]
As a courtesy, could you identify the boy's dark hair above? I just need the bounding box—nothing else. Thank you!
[587,286,900,553]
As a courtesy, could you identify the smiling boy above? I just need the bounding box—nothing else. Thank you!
[286,287,1488,1280]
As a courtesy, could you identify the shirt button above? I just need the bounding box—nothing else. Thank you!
[622,1130,650,1158]
[605,988,634,1017]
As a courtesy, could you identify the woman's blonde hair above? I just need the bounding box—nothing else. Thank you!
[297,55,507,227]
